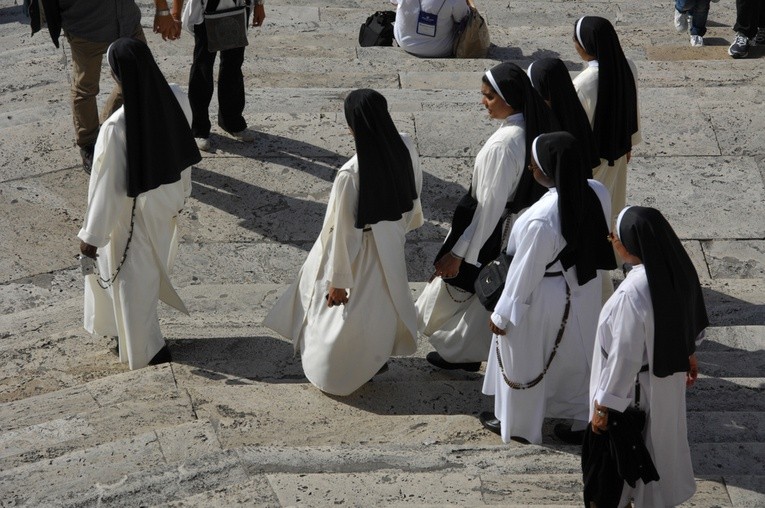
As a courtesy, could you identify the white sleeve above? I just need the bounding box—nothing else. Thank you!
[78,122,131,248]
[593,292,647,412]
[491,219,557,326]
[452,142,521,264]
[573,68,597,128]
[325,171,363,289]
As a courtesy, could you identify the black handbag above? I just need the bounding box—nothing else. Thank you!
[358,11,396,47]
[435,189,504,293]
[475,250,564,312]
[473,253,512,311]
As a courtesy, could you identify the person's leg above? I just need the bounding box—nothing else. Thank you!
[188,23,217,138]
[101,25,148,123]
[689,0,709,37]
[755,2,765,44]
[216,45,247,134]
[674,0,690,33]
[734,0,758,38]
[67,34,108,149]
[730,0,756,57]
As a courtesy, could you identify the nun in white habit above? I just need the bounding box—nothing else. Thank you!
[585,206,708,507]
[572,16,641,228]
[79,38,200,370]
[480,132,616,445]
[416,62,555,372]
[264,89,423,396]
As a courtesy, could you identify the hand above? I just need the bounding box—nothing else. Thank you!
[488,318,505,336]
[326,287,348,307]
[591,403,608,434]
[154,13,182,40]
[686,353,699,387]
[434,252,462,279]
[252,4,266,27]
[80,241,98,259]
[626,150,632,163]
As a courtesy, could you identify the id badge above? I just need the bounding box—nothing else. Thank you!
[417,11,438,37]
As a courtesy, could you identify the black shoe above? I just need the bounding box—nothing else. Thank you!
[728,32,750,58]
[148,345,172,365]
[108,336,119,357]
[554,423,585,445]
[426,351,481,372]
[755,27,765,46]
[479,411,501,436]
[80,144,95,175]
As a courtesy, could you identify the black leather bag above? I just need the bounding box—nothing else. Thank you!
[475,249,564,311]
[358,11,396,47]
[474,253,513,311]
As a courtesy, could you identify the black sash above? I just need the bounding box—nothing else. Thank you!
[434,189,504,293]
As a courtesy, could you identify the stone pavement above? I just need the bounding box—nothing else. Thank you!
[1,0,764,505]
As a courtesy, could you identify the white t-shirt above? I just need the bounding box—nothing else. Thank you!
[393,0,470,57]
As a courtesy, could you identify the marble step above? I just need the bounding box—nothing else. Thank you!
[5,432,748,507]
[0,421,249,508]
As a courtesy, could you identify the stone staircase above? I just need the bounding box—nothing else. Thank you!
[1,0,763,505]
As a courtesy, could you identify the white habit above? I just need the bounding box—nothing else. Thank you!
[572,59,642,228]
[264,134,423,396]
[590,264,697,507]
[482,181,610,445]
[416,113,526,363]
[79,84,192,370]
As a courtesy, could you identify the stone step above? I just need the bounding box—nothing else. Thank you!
[0,420,249,507]
[0,392,195,471]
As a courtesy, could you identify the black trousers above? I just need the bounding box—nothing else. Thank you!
[188,21,247,138]
[734,0,765,38]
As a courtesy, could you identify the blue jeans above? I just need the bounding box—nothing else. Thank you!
[676,0,710,36]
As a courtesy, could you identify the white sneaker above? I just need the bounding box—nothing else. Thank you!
[674,9,689,33]
[690,35,704,47]
[228,129,256,142]
[195,137,213,152]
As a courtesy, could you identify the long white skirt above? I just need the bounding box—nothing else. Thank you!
[620,371,696,507]
[265,232,401,396]
[482,275,594,444]
[415,278,493,363]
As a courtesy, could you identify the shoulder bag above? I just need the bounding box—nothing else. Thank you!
[452,6,490,58]
[205,0,249,52]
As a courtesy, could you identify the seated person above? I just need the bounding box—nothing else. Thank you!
[393,0,472,57]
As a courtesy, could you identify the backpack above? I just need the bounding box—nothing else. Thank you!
[358,11,396,47]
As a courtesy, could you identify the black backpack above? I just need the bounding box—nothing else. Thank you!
[358,11,396,47]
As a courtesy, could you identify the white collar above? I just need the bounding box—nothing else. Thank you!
[587,60,599,68]
[501,112,524,126]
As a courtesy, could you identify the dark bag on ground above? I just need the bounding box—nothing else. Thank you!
[205,0,249,52]
[358,11,396,47]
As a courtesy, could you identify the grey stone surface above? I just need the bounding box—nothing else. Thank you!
[157,476,281,507]
[704,240,765,279]
[0,0,764,504]
[627,156,765,239]
[725,476,765,508]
